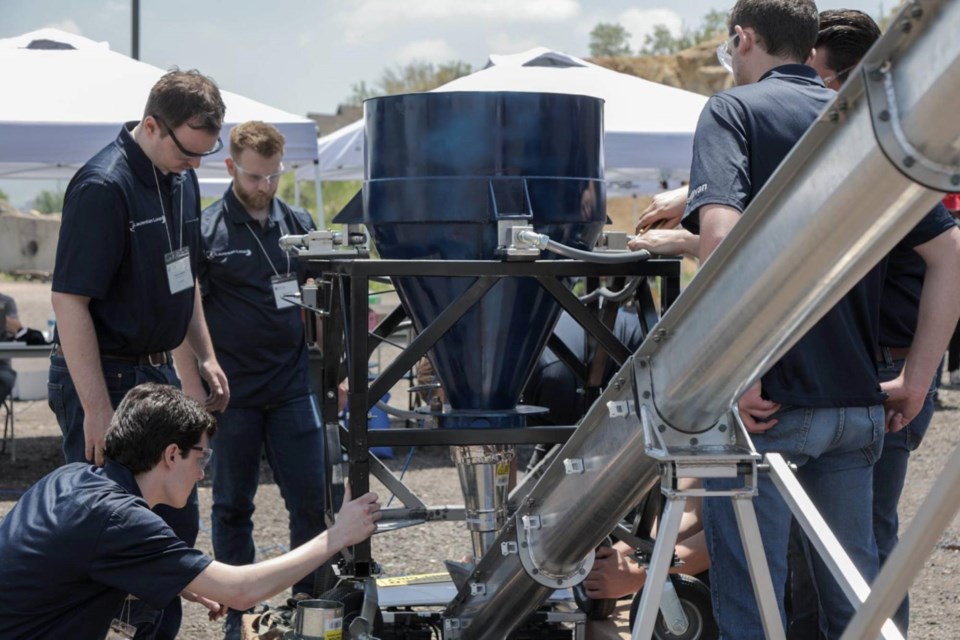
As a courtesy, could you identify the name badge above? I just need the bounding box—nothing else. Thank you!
[107,619,137,640]
[165,247,193,295]
[272,274,300,309]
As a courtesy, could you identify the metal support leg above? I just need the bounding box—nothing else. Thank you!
[766,453,904,640]
[731,494,787,640]
[631,495,687,640]
[840,442,960,640]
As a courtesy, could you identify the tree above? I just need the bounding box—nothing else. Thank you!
[277,173,363,227]
[589,22,632,57]
[0,188,8,203]
[697,9,728,42]
[641,25,691,55]
[344,60,473,106]
[32,189,64,214]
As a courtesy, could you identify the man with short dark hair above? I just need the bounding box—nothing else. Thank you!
[176,120,325,639]
[49,69,231,638]
[0,383,380,640]
[682,2,886,638]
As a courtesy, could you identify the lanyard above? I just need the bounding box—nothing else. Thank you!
[152,166,185,253]
[245,212,291,277]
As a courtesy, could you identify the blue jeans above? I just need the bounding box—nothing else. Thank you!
[703,404,884,640]
[48,355,198,640]
[211,393,326,636]
[872,359,938,634]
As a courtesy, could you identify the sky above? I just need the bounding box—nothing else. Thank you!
[3,0,888,205]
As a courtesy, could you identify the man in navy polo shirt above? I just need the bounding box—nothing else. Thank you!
[49,69,231,639]
[0,383,380,640]
[679,2,885,638]
[175,121,324,639]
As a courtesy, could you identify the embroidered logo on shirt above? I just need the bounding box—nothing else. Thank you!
[129,216,165,232]
[206,249,253,259]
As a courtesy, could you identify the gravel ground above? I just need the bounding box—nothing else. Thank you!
[1,280,959,639]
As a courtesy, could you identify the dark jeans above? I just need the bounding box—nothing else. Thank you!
[787,360,939,638]
[48,355,198,640]
[210,393,327,640]
[704,404,884,640]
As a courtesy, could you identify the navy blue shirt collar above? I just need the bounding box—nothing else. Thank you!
[758,64,825,86]
[100,460,143,498]
[118,121,183,192]
[222,187,281,229]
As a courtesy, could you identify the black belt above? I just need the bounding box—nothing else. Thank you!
[876,346,911,362]
[52,344,172,366]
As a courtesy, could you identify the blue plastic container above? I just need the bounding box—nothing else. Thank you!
[343,91,606,421]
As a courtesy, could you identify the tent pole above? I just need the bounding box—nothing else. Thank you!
[314,160,325,230]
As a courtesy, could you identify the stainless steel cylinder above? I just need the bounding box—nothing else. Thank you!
[451,444,515,559]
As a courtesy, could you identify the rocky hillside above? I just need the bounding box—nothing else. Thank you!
[590,33,733,96]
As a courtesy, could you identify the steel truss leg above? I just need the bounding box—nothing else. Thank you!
[630,464,785,640]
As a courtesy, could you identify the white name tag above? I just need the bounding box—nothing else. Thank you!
[272,274,300,309]
[165,247,193,295]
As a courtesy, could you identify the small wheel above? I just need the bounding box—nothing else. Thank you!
[629,574,717,640]
[320,582,385,635]
[573,538,618,620]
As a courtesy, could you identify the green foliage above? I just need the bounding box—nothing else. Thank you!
[589,22,633,57]
[640,10,728,55]
[0,188,8,203]
[592,9,728,58]
[641,24,688,55]
[277,173,362,227]
[345,61,473,106]
[32,189,64,214]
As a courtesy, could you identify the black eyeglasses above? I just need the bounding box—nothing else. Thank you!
[190,446,214,470]
[151,115,223,158]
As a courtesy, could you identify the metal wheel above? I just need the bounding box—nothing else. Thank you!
[628,574,718,640]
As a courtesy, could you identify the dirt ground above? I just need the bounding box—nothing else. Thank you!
[1,279,959,639]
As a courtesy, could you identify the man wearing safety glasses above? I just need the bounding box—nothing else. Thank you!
[674,2,886,639]
[50,69,231,639]
[0,383,380,640]
[177,121,324,640]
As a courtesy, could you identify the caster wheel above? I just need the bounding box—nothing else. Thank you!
[628,574,717,639]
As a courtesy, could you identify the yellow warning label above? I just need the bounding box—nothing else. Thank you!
[495,462,510,476]
[377,572,450,587]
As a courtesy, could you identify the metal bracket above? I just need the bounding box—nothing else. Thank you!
[862,2,960,191]
[469,582,486,596]
[443,617,470,639]
[563,458,585,475]
[496,220,541,260]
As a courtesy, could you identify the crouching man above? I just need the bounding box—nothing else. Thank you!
[0,383,380,640]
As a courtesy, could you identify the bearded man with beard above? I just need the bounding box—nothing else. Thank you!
[176,121,327,640]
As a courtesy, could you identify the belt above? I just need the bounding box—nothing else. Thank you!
[52,344,172,366]
[876,345,911,362]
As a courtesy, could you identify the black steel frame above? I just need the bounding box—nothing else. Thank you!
[311,258,682,577]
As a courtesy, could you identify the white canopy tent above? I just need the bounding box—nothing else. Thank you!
[303,47,709,188]
[0,29,320,201]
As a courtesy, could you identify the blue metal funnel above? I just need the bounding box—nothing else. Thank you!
[361,92,605,416]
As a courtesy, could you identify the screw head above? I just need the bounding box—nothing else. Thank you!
[718,424,727,432]
[903,156,916,168]
[642,391,651,399]
[658,424,666,433]
[690,438,699,446]
[879,110,891,122]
